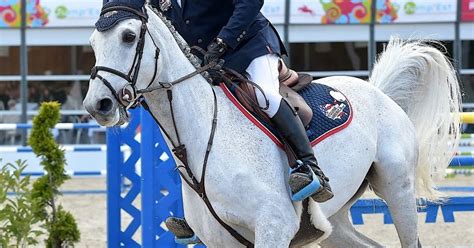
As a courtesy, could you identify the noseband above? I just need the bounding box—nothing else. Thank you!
[90,5,160,112]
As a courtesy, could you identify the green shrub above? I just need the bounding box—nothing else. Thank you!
[0,160,43,247]
[0,102,81,248]
[29,102,80,248]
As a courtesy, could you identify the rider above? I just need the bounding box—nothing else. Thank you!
[133,0,334,202]
[99,0,333,243]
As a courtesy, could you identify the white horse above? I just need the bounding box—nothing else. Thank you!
[84,5,461,248]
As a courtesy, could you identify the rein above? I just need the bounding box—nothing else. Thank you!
[91,5,253,247]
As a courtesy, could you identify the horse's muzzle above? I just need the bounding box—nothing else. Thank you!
[84,96,121,126]
[84,96,115,116]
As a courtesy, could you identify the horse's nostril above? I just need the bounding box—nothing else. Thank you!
[96,98,114,114]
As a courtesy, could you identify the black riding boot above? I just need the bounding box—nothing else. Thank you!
[271,100,334,202]
[165,217,201,244]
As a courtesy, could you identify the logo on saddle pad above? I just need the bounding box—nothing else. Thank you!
[319,91,347,120]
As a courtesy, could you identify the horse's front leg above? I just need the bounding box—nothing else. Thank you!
[254,201,300,248]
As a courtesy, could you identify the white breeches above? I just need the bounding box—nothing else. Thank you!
[245,54,282,118]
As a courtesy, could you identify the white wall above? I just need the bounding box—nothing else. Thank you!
[0,28,95,46]
[1,150,106,174]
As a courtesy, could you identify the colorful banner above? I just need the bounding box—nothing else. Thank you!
[262,0,456,24]
[0,0,101,28]
[291,0,375,24]
[0,0,47,27]
[462,0,474,21]
[0,0,464,28]
[386,0,456,23]
[262,0,376,24]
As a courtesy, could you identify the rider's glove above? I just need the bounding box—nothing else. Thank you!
[204,38,228,65]
[205,59,225,84]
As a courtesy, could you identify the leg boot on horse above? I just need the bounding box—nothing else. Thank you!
[270,99,334,202]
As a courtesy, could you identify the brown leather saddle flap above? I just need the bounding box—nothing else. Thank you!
[230,61,313,167]
[233,75,313,128]
[278,59,313,92]
[279,83,312,127]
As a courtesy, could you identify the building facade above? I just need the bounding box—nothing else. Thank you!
[0,0,473,144]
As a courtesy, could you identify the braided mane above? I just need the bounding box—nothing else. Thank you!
[148,4,203,70]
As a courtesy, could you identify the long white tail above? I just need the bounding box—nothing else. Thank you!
[369,37,461,201]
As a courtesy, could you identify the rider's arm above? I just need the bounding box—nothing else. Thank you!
[217,0,264,49]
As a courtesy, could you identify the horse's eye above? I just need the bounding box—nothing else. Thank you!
[122,32,136,43]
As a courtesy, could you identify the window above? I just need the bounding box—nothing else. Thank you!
[314,76,368,82]
[0,46,20,75]
[27,46,95,75]
[0,80,93,145]
[0,45,93,114]
[461,74,474,103]
[0,46,95,76]
[0,80,89,117]
[376,41,454,61]
[462,40,474,69]
[290,42,369,71]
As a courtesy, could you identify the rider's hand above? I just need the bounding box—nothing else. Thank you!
[204,38,228,65]
[207,68,224,84]
[206,59,225,84]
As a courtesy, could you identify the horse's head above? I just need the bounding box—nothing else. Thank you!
[84,3,161,126]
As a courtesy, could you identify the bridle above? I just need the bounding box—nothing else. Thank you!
[90,5,254,247]
[90,5,215,113]
[90,5,159,112]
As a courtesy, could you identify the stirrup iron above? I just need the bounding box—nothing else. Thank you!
[289,161,321,201]
[175,234,201,245]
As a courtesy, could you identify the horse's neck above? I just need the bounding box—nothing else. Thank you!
[144,8,217,176]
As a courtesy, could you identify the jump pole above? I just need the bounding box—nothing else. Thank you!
[461,113,474,124]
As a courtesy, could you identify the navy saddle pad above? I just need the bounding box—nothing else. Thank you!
[221,83,353,146]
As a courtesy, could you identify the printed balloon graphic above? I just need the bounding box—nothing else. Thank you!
[0,0,48,27]
[319,0,398,24]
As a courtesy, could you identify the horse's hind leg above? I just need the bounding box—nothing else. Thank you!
[320,180,383,248]
[368,140,420,248]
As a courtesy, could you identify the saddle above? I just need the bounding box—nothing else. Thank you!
[233,59,314,128]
